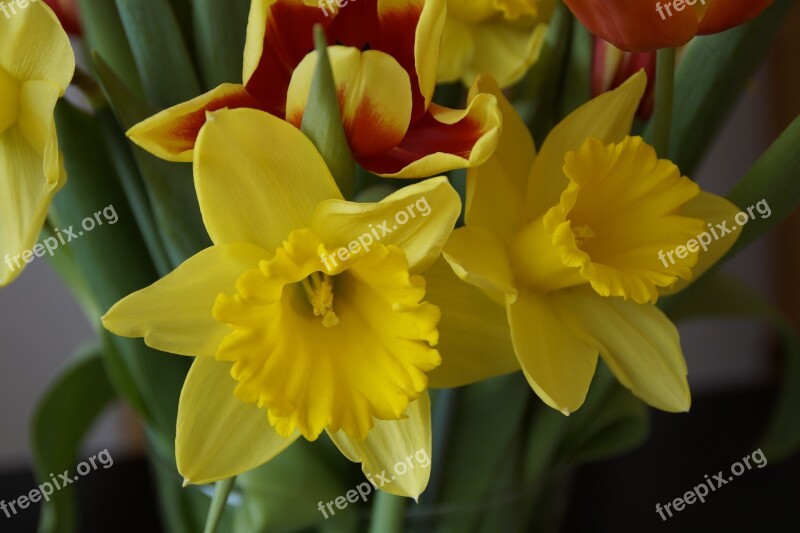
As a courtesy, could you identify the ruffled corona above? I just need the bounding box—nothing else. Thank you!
[511,136,705,304]
[213,229,441,441]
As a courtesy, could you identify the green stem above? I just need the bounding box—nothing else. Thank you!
[368,491,406,533]
[203,477,235,533]
[653,48,676,157]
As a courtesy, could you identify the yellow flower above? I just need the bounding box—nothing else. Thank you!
[0,2,74,286]
[437,0,554,88]
[443,71,742,414]
[102,108,463,497]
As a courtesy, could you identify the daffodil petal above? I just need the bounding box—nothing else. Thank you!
[465,21,547,88]
[660,191,744,296]
[0,1,74,91]
[102,243,270,356]
[0,128,62,287]
[436,17,473,84]
[507,288,598,414]
[442,226,517,304]
[358,90,501,178]
[465,75,534,243]
[311,177,461,272]
[328,392,431,500]
[527,71,646,219]
[286,47,412,157]
[177,357,299,485]
[126,84,268,163]
[424,257,519,388]
[18,80,63,186]
[194,108,341,250]
[553,286,690,412]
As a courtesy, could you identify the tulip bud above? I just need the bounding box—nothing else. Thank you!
[592,37,656,119]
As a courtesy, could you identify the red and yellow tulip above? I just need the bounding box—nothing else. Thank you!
[127,0,501,178]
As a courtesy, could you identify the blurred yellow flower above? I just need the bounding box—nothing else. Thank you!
[443,72,743,415]
[103,108,464,498]
[0,2,74,286]
[437,0,554,87]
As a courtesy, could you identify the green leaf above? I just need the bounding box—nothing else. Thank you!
[193,0,251,88]
[666,273,800,462]
[114,0,202,107]
[514,1,572,145]
[53,100,189,440]
[233,440,353,532]
[557,21,592,119]
[301,25,356,199]
[433,373,531,532]
[31,343,116,533]
[93,53,212,265]
[726,114,800,257]
[645,0,795,175]
[76,0,143,98]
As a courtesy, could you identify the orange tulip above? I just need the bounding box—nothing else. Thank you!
[564,0,773,52]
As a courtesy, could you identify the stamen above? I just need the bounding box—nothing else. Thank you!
[301,273,340,328]
[572,225,595,248]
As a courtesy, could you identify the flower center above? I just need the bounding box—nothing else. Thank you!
[300,272,340,328]
[511,136,706,304]
[0,67,20,135]
[211,228,441,441]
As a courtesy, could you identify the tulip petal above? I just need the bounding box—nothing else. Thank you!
[698,0,774,35]
[507,288,598,414]
[286,47,412,157]
[563,0,698,52]
[465,75,534,243]
[102,243,271,357]
[425,257,520,388]
[527,71,646,219]
[357,89,501,178]
[660,191,743,296]
[0,1,74,90]
[126,83,269,162]
[328,392,431,500]
[177,357,299,485]
[443,226,517,304]
[243,0,324,116]
[194,108,341,251]
[311,177,461,272]
[553,286,690,412]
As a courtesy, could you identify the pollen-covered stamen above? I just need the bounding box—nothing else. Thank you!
[300,272,340,328]
[572,225,595,248]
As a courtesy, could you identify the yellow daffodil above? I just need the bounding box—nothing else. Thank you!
[437,0,554,88]
[0,2,74,286]
[125,0,502,178]
[102,108,464,497]
[443,71,742,415]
